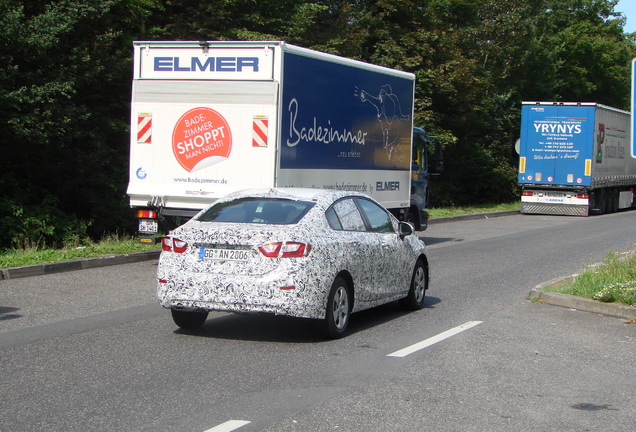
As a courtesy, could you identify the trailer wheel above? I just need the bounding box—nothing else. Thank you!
[592,189,605,215]
[607,188,618,213]
[602,189,613,214]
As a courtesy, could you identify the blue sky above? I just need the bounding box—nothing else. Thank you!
[616,0,635,33]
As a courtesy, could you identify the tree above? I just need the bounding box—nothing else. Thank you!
[1,0,634,247]
[0,0,144,247]
[427,0,636,205]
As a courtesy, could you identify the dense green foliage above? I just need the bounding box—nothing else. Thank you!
[1,0,634,248]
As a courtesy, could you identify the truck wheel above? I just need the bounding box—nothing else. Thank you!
[606,188,617,213]
[406,209,420,231]
[171,309,209,330]
[322,277,351,339]
[603,190,612,214]
[594,189,606,215]
[400,259,428,310]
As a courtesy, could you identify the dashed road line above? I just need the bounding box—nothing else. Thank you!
[387,321,483,358]
[204,420,251,432]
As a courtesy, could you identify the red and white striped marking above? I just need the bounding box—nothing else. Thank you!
[252,116,268,147]
[137,114,152,144]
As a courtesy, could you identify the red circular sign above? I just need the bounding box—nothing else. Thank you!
[172,107,232,172]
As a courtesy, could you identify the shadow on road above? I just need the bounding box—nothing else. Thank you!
[174,296,441,343]
[0,306,21,321]
[419,236,462,246]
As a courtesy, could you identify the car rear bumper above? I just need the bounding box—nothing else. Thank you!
[157,272,327,319]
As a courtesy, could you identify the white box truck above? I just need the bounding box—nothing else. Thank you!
[518,101,636,215]
[127,41,441,239]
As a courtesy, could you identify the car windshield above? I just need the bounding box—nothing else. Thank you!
[196,198,315,225]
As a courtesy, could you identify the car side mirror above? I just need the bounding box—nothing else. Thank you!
[398,221,413,238]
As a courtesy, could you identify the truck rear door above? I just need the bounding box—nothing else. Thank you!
[128,42,280,212]
[519,104,594,188]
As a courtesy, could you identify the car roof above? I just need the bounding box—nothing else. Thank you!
[218,187,370,204]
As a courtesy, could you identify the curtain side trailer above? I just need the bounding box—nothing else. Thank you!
[518,101,636,216]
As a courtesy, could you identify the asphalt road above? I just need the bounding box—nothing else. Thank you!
[1,212,635,431]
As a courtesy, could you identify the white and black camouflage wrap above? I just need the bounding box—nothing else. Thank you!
[157,188,427,320]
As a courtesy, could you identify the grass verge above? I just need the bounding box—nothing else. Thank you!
[543,251,636,307]
[427,202,519,219]
[0,235,161,269]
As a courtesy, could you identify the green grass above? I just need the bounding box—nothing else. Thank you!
[0,235,161,269]
[544,251,636,307]
[427,202,519,219]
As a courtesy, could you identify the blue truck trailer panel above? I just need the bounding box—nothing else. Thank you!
[632,58,636,158]
[518,102,635,216]
[275,46,414,209]
[279,51,413,171]
[518,104,595,187]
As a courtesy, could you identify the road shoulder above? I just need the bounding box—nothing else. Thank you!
[528,276,636,321]
[0,250,160,280]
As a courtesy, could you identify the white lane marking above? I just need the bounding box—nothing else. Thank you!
[387,321,483,358]
[204,420,251,432]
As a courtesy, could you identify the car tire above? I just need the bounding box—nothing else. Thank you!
[400,259,428,310]
[323,276,351,339]
[171,309,209,330]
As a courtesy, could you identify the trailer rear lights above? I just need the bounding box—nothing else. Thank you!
[577,194,589,199]
[137,209,158,219]
[158,278,168,284]
[161,237,188,253]
[522,191,534,196]
[279,286,296,291]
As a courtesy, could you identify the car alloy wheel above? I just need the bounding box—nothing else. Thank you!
[400,259,428,311]
[323,276,351,339]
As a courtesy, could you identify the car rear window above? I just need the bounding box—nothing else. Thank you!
[196,198,315,224]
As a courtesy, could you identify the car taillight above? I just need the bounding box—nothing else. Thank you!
[282,242,311,258]
[258,242,311,258]
[137,209,158,219]
[161,237,188,253]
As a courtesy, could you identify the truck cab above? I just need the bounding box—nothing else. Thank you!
[408,127,443,230]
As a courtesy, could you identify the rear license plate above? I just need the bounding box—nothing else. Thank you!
[198,248,251,261]
[138,219,158,234]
